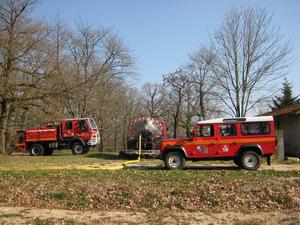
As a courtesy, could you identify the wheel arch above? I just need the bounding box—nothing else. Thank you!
[27,142,47,149]
[69,138,85,149]
[237,144,263,157]
[162,146,188,159]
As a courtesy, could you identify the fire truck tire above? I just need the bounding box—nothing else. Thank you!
[164,151,185,170]
[44,148,53,156]
[72,142,85,155]
[119,151,126,158]
[83,148,89,154]
[241,151,261,170]
[29,144,45,156]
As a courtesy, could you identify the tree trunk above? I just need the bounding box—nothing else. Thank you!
[173,116,178,138]
[199,90,206,120]
[113,128,117,152]
[0,99,11,154]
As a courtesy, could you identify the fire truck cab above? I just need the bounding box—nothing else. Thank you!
[16,118,100,156]
[160,116,276,170]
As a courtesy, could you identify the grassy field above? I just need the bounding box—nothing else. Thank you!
[0,151,125,170]
[0,151,299,224]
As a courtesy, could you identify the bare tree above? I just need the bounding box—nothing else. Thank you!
[179,79,198,137]
[65,23,134,118]
[163,70,190,138]
[186,46,215,120]
[141,82,165,118]
[0,0,60,153]
[211,6,291,117]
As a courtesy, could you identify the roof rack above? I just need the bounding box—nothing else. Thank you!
[223,118,246,122]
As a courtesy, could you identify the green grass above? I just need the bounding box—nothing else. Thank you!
[51,191,71,200]
[0,151,123,170]
[234,220,263,225]
[276,159,300,165]
[0,213,23,218]
[26,218,87,225]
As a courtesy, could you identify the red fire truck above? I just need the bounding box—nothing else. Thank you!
[15,118,100,156]
[160,116,276,170]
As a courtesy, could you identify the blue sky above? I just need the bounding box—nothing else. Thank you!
[34,0,300,95]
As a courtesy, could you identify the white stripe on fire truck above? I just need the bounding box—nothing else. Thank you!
[26,129,56,132]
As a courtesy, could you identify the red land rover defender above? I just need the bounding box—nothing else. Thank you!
[160,116,276,170]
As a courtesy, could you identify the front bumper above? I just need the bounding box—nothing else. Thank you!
[88,133,100,146]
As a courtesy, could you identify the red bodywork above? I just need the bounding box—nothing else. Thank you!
[160,117,276,160]
[16,118,100,153]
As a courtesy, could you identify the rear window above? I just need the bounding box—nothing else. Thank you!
[241,122,270,135]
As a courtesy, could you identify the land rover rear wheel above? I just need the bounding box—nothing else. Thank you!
[164,151,185,170]
[241,151,261,170]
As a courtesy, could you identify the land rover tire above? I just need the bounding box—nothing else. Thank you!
[29,144,45,156]
[164,151,185,170]
[233,156,242,168]
[241,151,261,170]
[71,142,85,155]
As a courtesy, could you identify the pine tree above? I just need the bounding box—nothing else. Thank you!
[271,78,299,111]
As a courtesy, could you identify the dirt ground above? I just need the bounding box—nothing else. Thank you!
[0,206,299,225]
[40,161,300,171]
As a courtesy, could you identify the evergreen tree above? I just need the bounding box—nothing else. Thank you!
[271,78,299,111]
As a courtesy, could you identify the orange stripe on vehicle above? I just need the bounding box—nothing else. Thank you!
[26,138,57,142]
[166,138,275,146]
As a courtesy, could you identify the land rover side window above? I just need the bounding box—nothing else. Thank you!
[65,121,72,130]
[220,124,237,136]
[198,125,214,137]
[241,122,270,135]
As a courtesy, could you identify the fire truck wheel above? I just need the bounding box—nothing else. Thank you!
[72,142,85,155]
[241,151,261,170]
[164,151,185,170]
[44,148,53,156]
[29,144,45,156]
[119,151,126,158]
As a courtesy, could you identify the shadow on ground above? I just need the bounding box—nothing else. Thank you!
[84,152,121,160]
[126,165,240,171]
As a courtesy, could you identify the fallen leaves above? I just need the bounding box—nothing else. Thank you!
[0,170,299,213]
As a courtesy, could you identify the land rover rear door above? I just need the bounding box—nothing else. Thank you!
[217,123,240,157]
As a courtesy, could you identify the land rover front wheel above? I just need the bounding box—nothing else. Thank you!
[241,151,261,170]
[72,143,85,155]
[164,151,185,170]
[233,157,242,168]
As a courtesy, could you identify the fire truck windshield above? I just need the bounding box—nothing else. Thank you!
[89,119,98,131]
